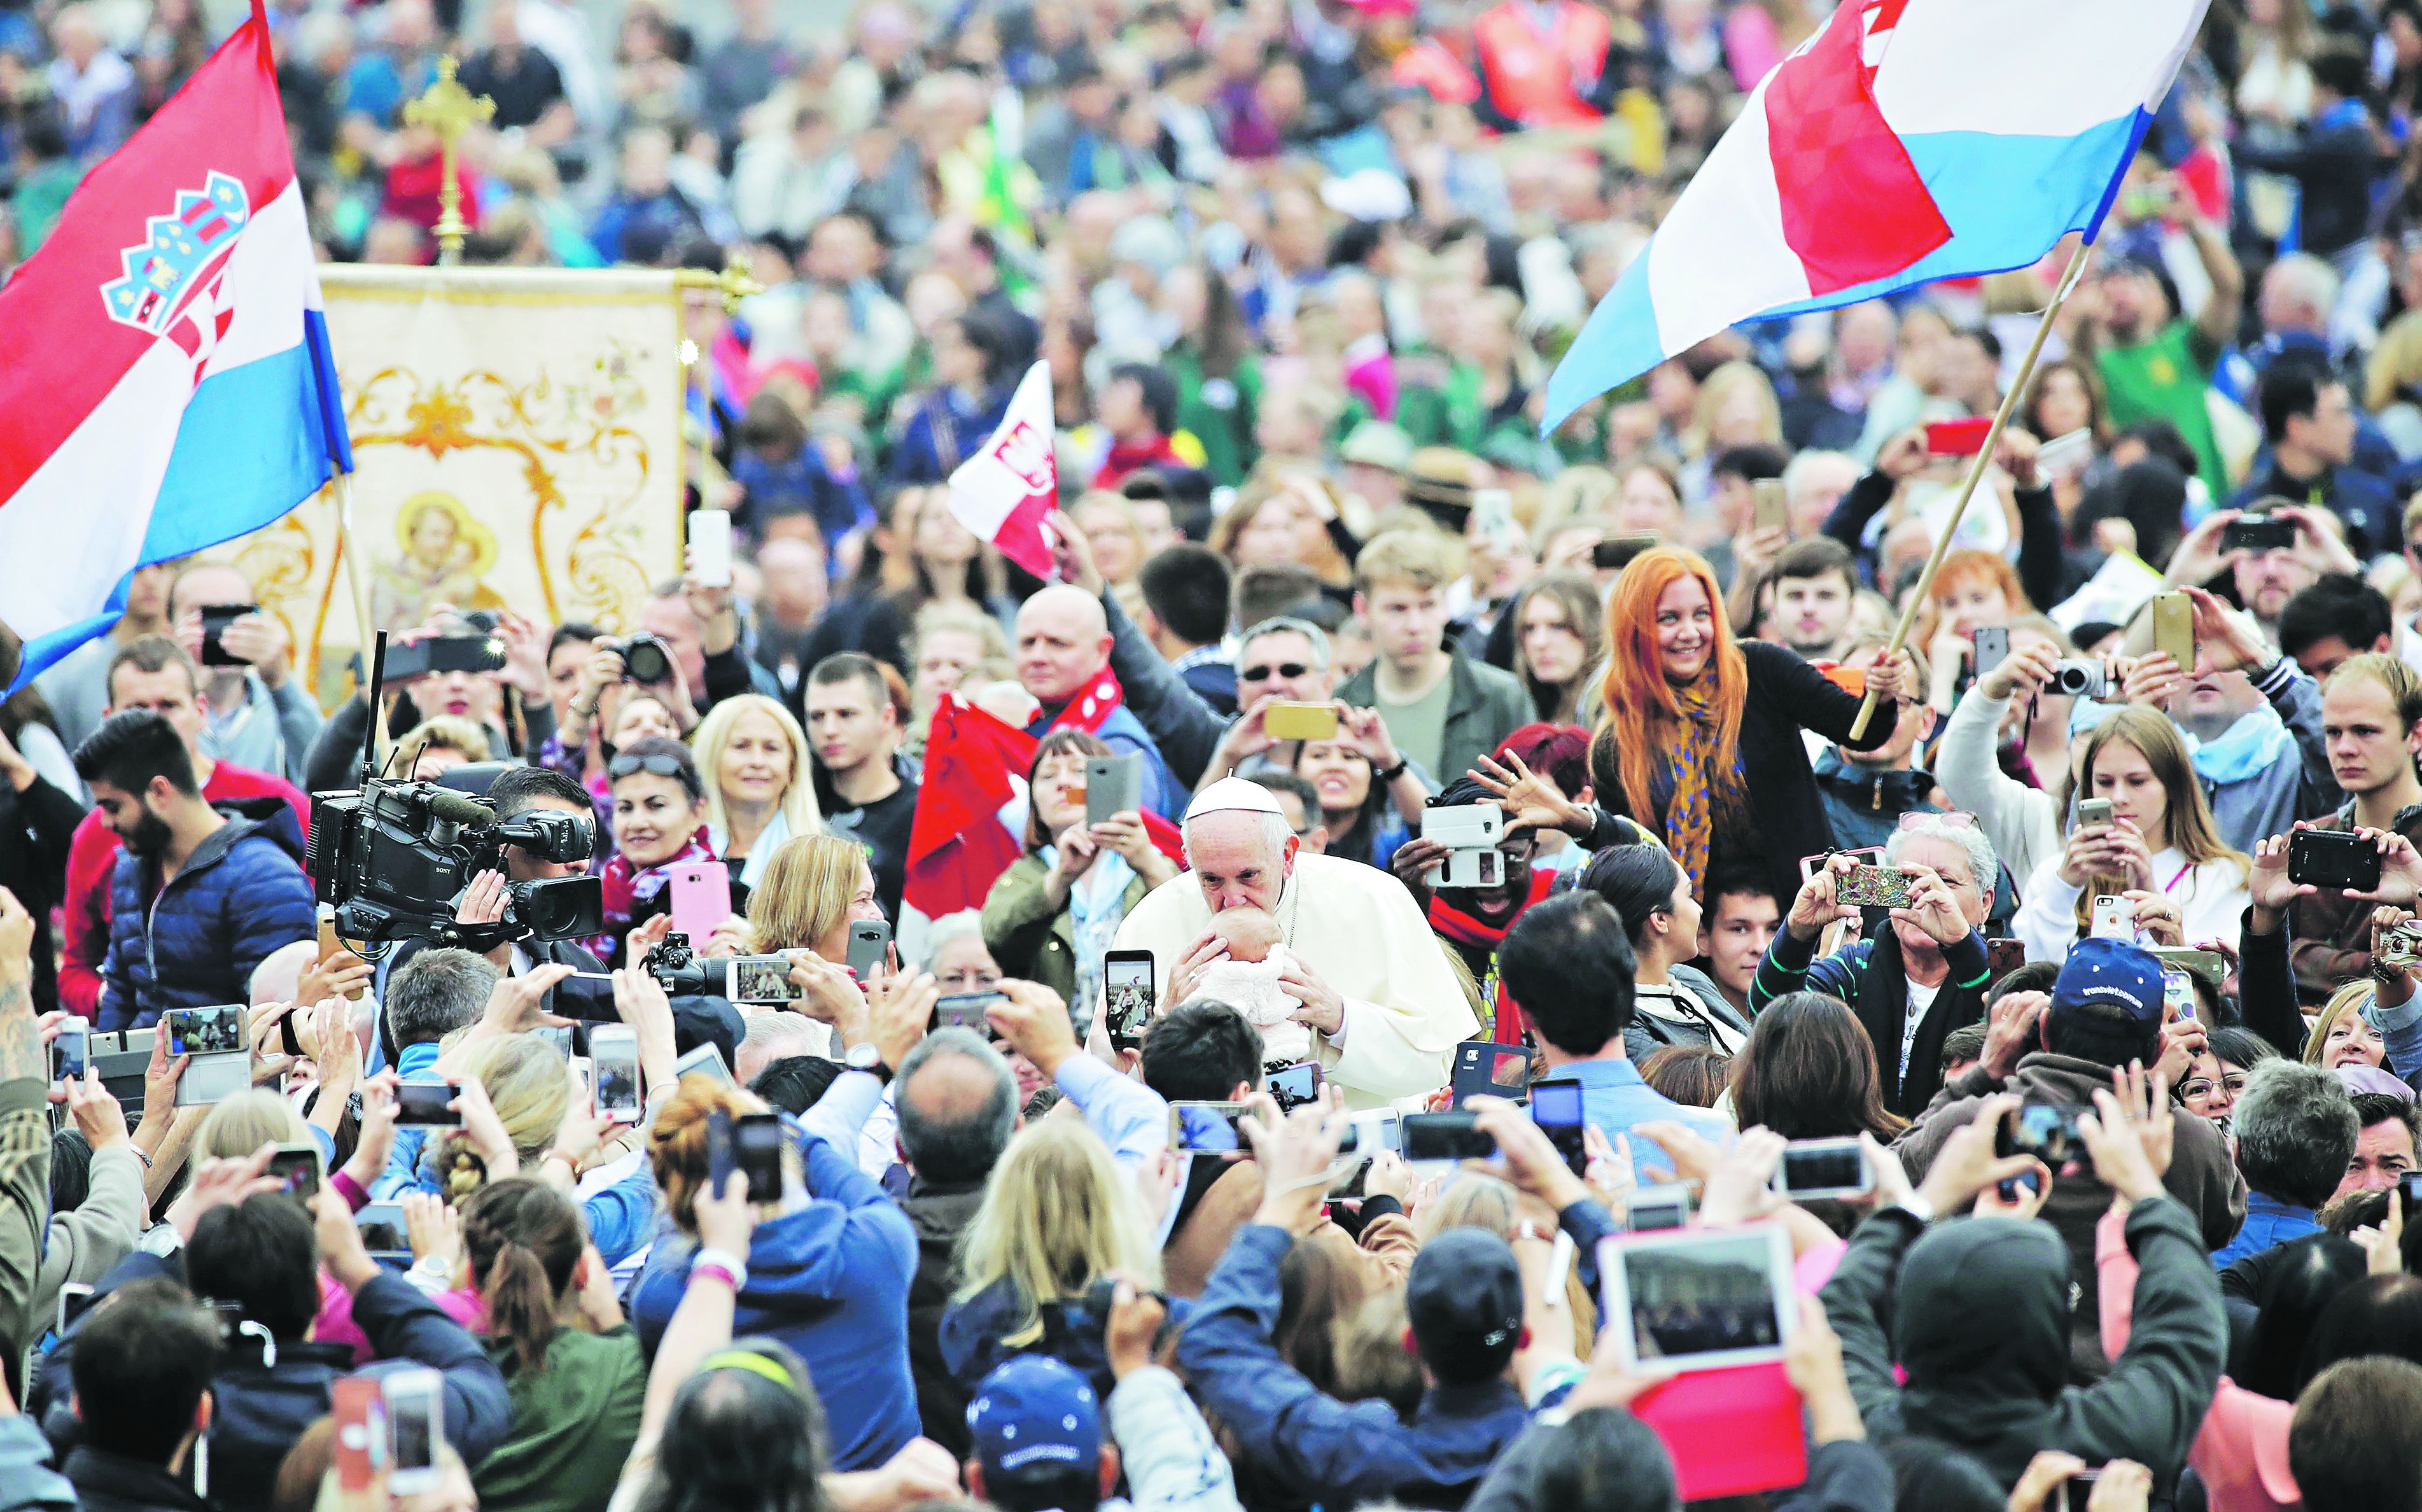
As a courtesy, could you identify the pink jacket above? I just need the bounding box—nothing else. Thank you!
[2097,1207,2301,1511]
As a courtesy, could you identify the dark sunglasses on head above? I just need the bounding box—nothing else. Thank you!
[609,753,687,781]
[1241,662,1312,682]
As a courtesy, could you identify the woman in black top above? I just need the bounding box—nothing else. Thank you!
[1480,544,1914,907]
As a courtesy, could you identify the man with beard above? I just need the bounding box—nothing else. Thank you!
[72,708,313,1032]
[57,637,309,1019]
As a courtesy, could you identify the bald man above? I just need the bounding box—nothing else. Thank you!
[1015,584,1184,817]
[1098,779,1477,1106]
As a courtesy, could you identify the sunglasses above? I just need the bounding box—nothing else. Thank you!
[1240,662,1312,683]
[609,753,688,781]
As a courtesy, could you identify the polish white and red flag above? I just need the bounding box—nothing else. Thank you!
[1543,0,2210,429]
[947,361,1060,581]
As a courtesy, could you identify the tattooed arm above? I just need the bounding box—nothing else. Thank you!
[0,888,52,1403]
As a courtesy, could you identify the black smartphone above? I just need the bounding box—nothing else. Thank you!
[2288,828,2381,892]
[932,990,1005,1035]
[1589,535,1660,573]
[393,1081,461,1127]
[2222,514,2298,553]
[733,1111,785,1203]
[846,920,891,980]
[1998,1102,2092,1173]
[1103,949,1156,1053]
[381,633,505,683]
[706,1108,736,1199]
[277,1006,307,1060]
[200,603,258,666]
[1403,1112,1497,1164]
[1268,1061,1323,1110]
[268,1142,323,1203]
[1450,1040,1536,1105]
[1529,1079,1587,1176]
[50,1015,88,1084]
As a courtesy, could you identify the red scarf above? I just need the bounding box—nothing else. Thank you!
[594,827,717,965]
[1426,869,1558,1044]
[1041,664,1126,735]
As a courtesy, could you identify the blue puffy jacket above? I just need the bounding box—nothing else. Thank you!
[97,797,315,1032]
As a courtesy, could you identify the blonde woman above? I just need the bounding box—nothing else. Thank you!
[939,1117,1161,1399]
[2015,708,2251,963]
[2304,980,2388,1071]
[1416,1174,1596,1350]
[690,693,822,888]
[395,715,491,781]
[720,833,893,1052]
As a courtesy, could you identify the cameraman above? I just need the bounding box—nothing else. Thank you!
[375,765,616,1036]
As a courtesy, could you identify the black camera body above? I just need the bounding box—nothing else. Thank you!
[619,634,674,685]
[308,779,601,951]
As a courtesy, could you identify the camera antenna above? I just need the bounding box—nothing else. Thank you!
[360,631,388,789]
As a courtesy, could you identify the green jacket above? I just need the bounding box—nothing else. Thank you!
[1166,344,1262,489]
[472,1325,647,1512]
[1335,650,1534,794]
[981,853,1154,1005]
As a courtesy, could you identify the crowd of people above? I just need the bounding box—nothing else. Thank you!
[23,0,2422,1508]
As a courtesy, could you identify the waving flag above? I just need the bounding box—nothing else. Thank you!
[1543,0,2209,430]
[0,0,347,694]
[946,361,1059,582]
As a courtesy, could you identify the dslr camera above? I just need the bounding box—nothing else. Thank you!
[617,634,675,685]
[309,780,603,951]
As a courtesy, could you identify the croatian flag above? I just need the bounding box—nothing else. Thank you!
[947,361,1059,582]
[1543,0,2209,430]
[0,0,348,695]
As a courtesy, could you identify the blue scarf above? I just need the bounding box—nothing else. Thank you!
[2186,706,2296,785]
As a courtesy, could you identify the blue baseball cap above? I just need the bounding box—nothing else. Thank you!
[2050,937,2164,1030]
[966,1355,1100,1478]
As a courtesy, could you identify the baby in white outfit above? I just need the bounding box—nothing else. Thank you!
[1190,907,1310,1065]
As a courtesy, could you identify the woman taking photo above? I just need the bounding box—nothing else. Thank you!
[2014,707,2251,964]
[981,731,1177,1025]
[1509,573,1604,725]
[1577,844,1749,1061]
[691,694,822,890]
[595,736,717,966]
[1480,545,1914,908]
[631,1079,920,1472]
[733,834,896,1054]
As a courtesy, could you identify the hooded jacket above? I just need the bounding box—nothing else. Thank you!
[1822,1200,2227,1489]
[96,797,314,1032]
[1896,1053,2246,1380]
[629,1128,919,1471]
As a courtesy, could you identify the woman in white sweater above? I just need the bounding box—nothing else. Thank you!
[1937,640,2068,892]
[2015,706,2250,964]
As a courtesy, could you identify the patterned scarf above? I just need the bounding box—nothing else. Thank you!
[592,827,718,966]
[1661,674,1732,896]
[1040,664,1126,735]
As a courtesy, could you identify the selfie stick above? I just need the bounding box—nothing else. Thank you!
[1846,236,2096,742]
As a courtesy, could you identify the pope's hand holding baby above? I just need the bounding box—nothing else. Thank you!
[1279,956,1344,1036]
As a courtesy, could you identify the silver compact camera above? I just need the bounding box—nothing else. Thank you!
[2049,659,2108,699]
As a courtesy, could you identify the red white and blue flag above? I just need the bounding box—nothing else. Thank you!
[0,0,348,694]
[1543,0,2209,429]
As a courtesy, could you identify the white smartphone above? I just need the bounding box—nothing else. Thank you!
[2090,894,2132,941]
[381,1367,447,1495]
[589,1026,642,1123]
[567,1055,594,1114]
[52,1015,88,1084]
[673,1041,734,1087]
[689,508,734,588]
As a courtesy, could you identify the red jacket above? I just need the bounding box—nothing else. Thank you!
[60,762,310,1016]
[1473,0,1613,129]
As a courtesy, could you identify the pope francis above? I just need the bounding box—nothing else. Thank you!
[1100,777,1477,1105]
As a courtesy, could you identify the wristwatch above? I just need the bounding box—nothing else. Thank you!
[844,1041,892,1084]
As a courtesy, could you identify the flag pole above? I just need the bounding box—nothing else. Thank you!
[1847,237,2097,741]
[329,465,389,761]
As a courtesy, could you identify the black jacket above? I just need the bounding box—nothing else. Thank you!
[62,1447,210,1512]
[902,1177,986,1457]
[0,769,83,1014]
[1821,1200,2226,1489]
[1587,640,1892,910]
[1753,921,1991,1119]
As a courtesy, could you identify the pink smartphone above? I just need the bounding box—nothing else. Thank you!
[666,860,731,944]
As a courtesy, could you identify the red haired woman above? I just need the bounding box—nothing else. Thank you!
[1479,545,1914,905]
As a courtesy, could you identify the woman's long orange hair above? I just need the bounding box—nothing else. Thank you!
[1592,546,1749,824]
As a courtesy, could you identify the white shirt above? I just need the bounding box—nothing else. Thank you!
[2013,848,2250,966]
[1901,978,1941,1079]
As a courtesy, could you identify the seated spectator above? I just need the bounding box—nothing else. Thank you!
[2209,1061,2360,1270]
[1896,939,2246,1377]
[1753,816,1998,1118]
[1497,892,1730,1174]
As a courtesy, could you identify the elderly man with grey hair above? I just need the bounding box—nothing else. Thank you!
[1754,812,2003,1118]
[1096,777,1476,1106]
[897,1026,1022,1456]
[2211,1059,2361,1268]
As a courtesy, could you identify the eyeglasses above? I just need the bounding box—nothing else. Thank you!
[1240,662,1312,683]
[1896,811,1978,830]
[2176,1074,2248,1103]
[609,753,688,781]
